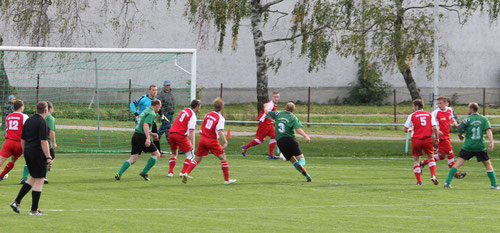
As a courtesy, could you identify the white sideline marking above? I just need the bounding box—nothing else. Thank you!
[1,201,500,215]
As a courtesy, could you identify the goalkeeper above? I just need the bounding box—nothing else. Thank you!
[130,85,162,154]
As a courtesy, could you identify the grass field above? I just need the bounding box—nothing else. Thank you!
[1,152,500,232]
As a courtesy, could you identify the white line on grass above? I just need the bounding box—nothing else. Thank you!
[1,201,499,216]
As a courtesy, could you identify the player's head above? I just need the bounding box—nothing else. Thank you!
[148,85,158,98]
[13,99,24,112]
[437,96,447,110]
[285,102,295,113]
[190,99,202,112]
[163,80,171,92]
[213,97,224,112]
[151,99,162,112]
[8,94,16,103]
[412,99,424,111]
[36,101,48,115]
[468,102,479,114]
[47,101,54,114]
[271,91,280,103]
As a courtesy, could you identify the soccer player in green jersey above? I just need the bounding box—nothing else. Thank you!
[266,102,312,182]
[444,102,498,189]
[115,99,162,181]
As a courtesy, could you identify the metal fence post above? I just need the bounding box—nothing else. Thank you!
[94,58,101,148]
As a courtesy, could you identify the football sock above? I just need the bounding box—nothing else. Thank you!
[142,157,157,174]
[487,170,497,187]
[446,167,458,184]
[298,158,306,166]
[154,140,161,152]
[31,191,41,212]
[186,160,198,174]
[0,162,15,178]
[293,162,309,177]
[118,160,131,176]
[181,159,191,174]
[168,157,177,174]
[15,183,32,204]
[447,154,455,168]
[435,154,445,161]
[245,139,260,149]
[293,162,302,172]
[428,159,437,176]
[413,165,422,182]
[221,160,230,181]
[269,140,276,155]
[22,165,29,181]
[422,159,429,166]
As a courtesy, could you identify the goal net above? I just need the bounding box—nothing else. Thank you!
[0,46,196,153]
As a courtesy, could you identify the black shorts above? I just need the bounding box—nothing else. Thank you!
[24,149,47,178]
[277,137,303,161]
[458,149,490,162]
[131,132,157,155]
[152,122,158,133]
[50,148,55,159]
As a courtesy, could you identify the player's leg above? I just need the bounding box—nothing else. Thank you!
[423,138,438,184]
[21,164,29,183]
[140,149,160,181]
[477,151,498,189]
[182,155,203,184]
[116,153,140,179]
[214,152,235,184]
[411,139,423,185]
[180,148,195,177]
[444,150,469,188]
[242,126,265,156]
[167,134,178,176]
[151,122,162,156]
[0,156,17,179]
[164,114,173,144]
[267,127,278,159]
[290,155,312,182]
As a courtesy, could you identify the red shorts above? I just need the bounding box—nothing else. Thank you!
[168,133,193,152]
[255,123,275,142]
[196,136,224,156]
[437,138,453,155]
[411,137,434,156]
[0,139,23,159]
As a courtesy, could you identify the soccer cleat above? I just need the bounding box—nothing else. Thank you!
[114,173,121,180]
[29,210,47,216]
[224,179,237,184]
[10,202,20,214]
[182,174,189,184]
[431,176,439,185]
[306,177,312,182]
[456,172,467,179]
[44,178,48,184]
[19,179,26,185]
[491,186,500,190]
[167,173,174,177]
[179,173,192,179]
[139,172,150,181]
[416,181,422,185]
[241,145,247,156]
[268,155,279,160]
[444,183,452,188]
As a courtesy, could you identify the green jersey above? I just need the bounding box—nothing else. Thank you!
[268,111,303,141]
[457,113,491,152]
[45,113,56,148]
[135,107,156,135]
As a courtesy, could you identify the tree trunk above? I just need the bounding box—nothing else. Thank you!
[250,0,269,114]
[394,0,421,100]
[0,36,12,129]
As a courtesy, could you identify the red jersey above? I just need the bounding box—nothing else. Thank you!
[404,110,437,139]
[432,107,453,140]
[5,112,29,142]
[169,108,197,136]
[200,111,225,139]
[258,101,277,125]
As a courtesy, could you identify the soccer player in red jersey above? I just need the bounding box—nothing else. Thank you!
[421,96,467,179]
[167,99,202,178]
[404,99,440,185]
[241,91,280,159]
[182,97,236,184]
[0,100,29,181]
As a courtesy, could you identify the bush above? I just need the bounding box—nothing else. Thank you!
[344,61,391,105]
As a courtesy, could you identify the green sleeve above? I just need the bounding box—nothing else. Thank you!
[457,119,468,134]
[293,117,303,129]
[267,111,278,120]
[48,117,56,131]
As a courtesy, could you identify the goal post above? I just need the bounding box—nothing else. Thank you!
[0,46,197,153]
